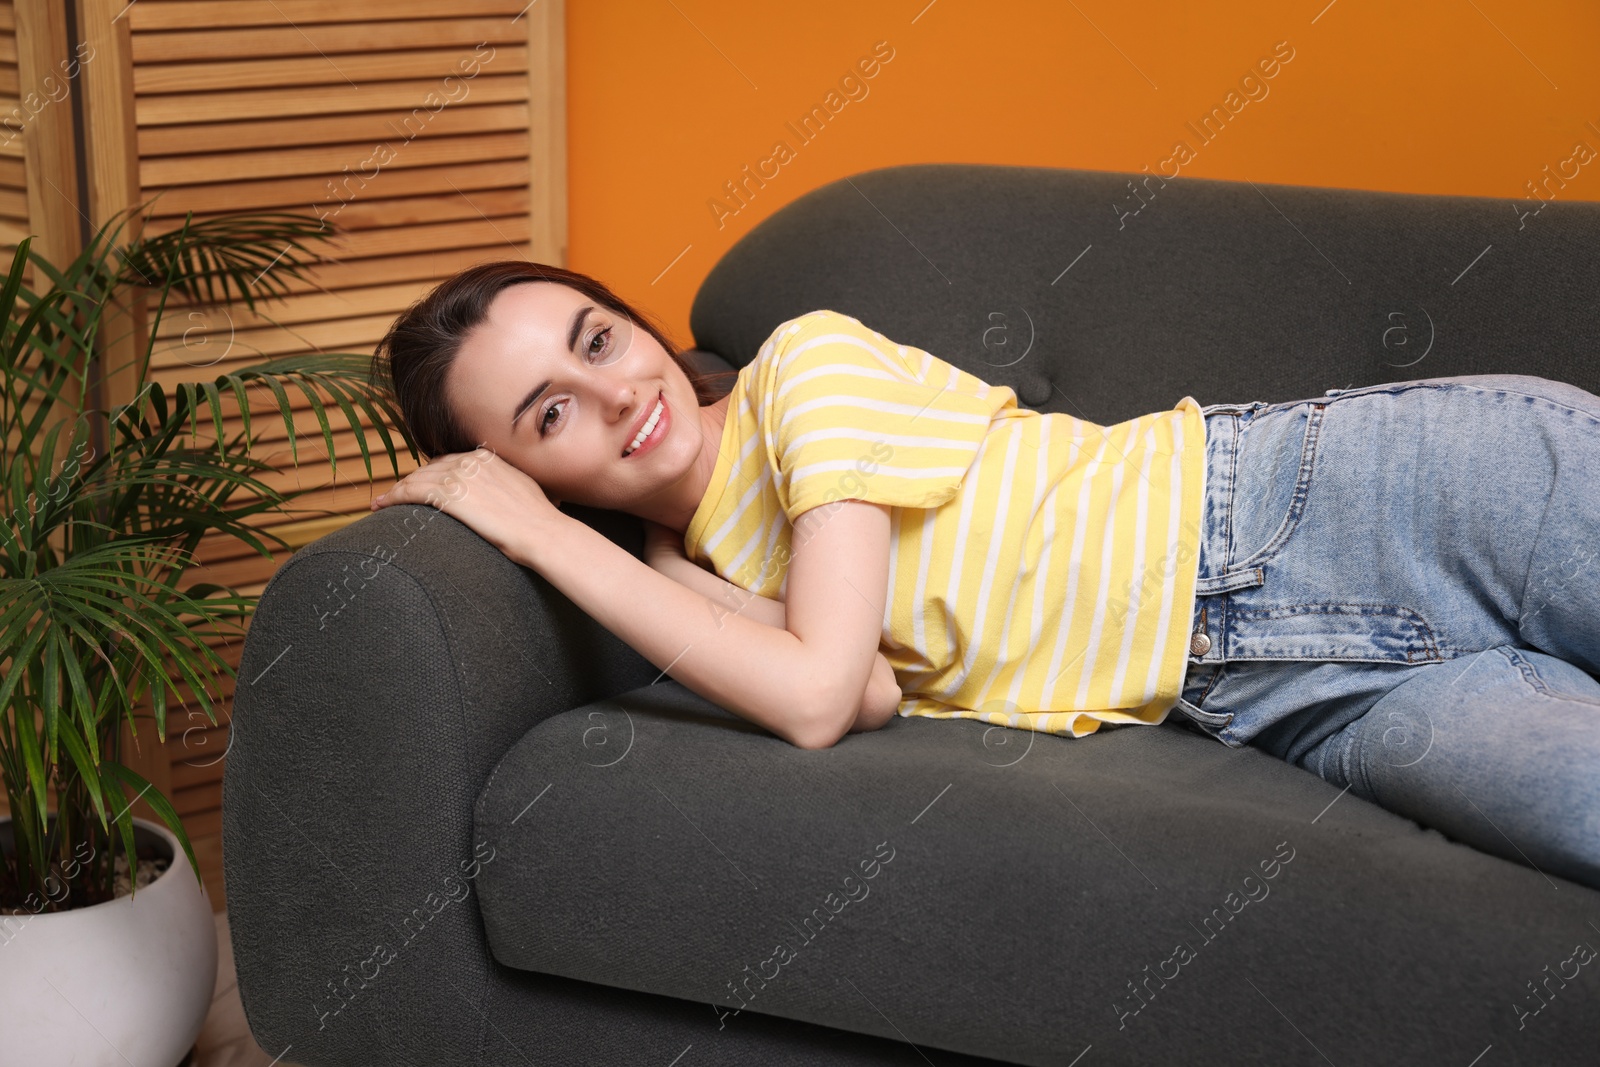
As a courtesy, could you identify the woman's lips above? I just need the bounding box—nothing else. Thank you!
[624,392,668,458]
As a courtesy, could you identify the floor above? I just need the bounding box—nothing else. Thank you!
[192,909,303,1067]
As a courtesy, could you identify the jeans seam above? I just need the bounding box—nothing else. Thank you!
[1514,468,1559,638]
[1346,720,1382,803]
[1223,416,1240,569]
[1233,403,1326,569]
[1438,382,1600,429]
[1499,645,1600,708]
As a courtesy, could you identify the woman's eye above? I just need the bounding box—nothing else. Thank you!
[540,399,564,435]
[538,327,611,436]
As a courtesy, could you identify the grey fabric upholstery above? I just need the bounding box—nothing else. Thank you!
[476,683,1600,1066]
[689,163,1600,415]
[224,163,1600,1066]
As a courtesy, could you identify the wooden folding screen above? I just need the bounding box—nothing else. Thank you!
[4,0,567,908]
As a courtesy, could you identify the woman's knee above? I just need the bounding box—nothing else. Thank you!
[1346,647,1600,887]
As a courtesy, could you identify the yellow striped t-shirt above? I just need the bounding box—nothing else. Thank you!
[683,309,1207,737]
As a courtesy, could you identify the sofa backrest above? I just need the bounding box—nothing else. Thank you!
[687,163,1600,424]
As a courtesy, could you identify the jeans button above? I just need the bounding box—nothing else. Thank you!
[1189,629,1212,656]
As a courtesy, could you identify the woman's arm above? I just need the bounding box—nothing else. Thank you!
[370,449,890,748]
[643,521,902,733]
[515,502,891,749]
[646,521,902,739]
[641,521,787,630]
[848,652,903,734]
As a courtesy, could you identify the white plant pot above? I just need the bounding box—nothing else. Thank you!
[0,816,217,1067]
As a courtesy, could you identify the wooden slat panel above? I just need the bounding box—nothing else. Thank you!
[155,406,416,481]
[178,480,397,542]
[154,219,524,295]
[134,46,526,94]
[88,0,567,913]
[146,406,416,486]
[205,242,516,296]
[130,0,528,32]
[152,187,526,253]
[154,278,445,337]
[0,215,32,243]
[191,832,225,909]
[171,758,226,794]
[138,157,528,216]
[154,311,396,362]
[136,413,412,478]
[190,514,371,572]
[174,806,222,838]
[184,548,348,614]
[140,129,529,186]
[138,100,529,156]
[315,215,531,260]
[135,72,529,125]
[140,247,518,364]
[133,18,525,63]
[217,216,531,270]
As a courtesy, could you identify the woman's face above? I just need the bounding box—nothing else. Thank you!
[446,281,708,514]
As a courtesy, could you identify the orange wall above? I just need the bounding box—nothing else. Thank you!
[568,0,1600,347]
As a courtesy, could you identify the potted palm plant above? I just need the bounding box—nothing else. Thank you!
[0,201,417,1064]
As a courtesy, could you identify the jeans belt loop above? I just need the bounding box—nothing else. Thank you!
[1194,568,1264,596]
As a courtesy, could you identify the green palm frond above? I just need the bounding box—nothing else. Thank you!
[1,195,420,911]
[113,208,336,312]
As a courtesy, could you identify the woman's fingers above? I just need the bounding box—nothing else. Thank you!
[371,451,485,510]
[363,447,560,567]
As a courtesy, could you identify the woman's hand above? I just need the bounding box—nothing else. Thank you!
[847,651,902,734]
[369,447,561,565]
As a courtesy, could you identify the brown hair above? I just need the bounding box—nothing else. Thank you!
[370,260,736,460]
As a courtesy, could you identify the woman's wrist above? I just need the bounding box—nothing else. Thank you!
[510,509,580,572]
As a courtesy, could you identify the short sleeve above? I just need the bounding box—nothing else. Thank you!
[756,310,1012,522]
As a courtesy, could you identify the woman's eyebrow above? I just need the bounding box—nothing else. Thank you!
[510,305,595,430]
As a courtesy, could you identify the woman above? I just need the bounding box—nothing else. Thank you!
[370,260,1600,891]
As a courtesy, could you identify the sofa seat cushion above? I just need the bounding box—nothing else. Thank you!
[473,681,1600,1067]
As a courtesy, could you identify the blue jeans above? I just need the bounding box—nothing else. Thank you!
[1175,374,1600,890]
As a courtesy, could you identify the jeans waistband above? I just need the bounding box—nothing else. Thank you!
[1175,390,1353,738]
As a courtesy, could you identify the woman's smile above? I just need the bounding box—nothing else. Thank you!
[623,390,669,459]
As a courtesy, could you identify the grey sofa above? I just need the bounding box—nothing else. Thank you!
[224,163,1600,1066]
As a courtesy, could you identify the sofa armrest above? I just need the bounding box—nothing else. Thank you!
[222,503,660,1066]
